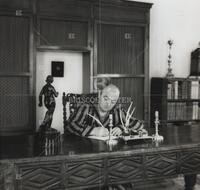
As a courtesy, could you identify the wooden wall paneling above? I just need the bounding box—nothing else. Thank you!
[0,0,32,12]
[144,20,150,126]
[94,19,149,122]
[93,4,148,23]
[0,77,30,132]
[65,20,88,47]
[39,18,67,46]
[93,1,151,125]
[96,22,145,75]
[83,52,91,93]
[112,77,144,120]
[29,14,36,136]
[87,17,94,93]
[0,15,33,135]
[37,0,91,19]
[38,18,89,48]
[0,16,29,72]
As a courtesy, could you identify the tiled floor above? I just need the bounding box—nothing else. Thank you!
[134,175,200,190]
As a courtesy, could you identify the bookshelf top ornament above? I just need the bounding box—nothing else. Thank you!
[166,39,175,78]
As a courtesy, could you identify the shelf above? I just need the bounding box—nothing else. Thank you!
[167,119,200,123]
[37,45,90,52]
[167,99,200,102]
[150,77,200,126]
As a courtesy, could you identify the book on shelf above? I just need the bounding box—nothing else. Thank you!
[174,81,178,99]
[182,81,188,99]
[151,77,200,125]
[190,81,199,99]
[167,101,200,121]
[192,102,199,120]
[167,83,172,99]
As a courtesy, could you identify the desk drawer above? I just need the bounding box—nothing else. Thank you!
[65,159,104,188]
[16,161,63,190]
[145,152,178,179]
[107,155,143,184]
[179,150,200,174]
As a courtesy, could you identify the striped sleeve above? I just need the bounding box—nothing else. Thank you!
[66,104,94,137]
[128,118,144,132]
[113,107,126,131]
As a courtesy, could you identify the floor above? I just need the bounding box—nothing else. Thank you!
[134,175,200,190]
[93,176,200,190]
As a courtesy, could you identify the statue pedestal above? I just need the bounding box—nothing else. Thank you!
[37,128,61,156]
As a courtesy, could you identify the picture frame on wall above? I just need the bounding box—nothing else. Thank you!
[51,61,64,77]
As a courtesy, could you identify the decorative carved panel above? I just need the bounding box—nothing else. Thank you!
[94,5,147,22]
[0,163,14,190]
[0,15,33,135]
[66,159,104,188]
[0,16,29,72]
[145,152,178,178]
[0,77,30,130]
[39,18,88,47]
[179,150,200,174]
[97,23,144,75]
[108,155,143,183]
[16,162,63,190]
[37,0,91,18]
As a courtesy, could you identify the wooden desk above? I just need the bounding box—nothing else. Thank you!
[1,125,200,190]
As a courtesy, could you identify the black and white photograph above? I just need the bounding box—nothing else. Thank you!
[1,0,200,189]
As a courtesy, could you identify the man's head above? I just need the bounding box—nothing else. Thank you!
[93,77,111,92]
[98,84,120,112]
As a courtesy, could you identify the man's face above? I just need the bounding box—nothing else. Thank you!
[99,89,119,112]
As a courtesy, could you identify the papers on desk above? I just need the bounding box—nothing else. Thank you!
[122,135,153,142]
[87,135,118,141]
[87,134,153,142]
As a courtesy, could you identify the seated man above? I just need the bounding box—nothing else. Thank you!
[65,84,145,137]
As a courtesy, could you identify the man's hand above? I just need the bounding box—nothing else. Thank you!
[111,127,122,136]
[90,127,109,137]
[140,128,148,135]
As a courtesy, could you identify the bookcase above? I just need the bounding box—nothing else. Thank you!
[151,77,200,126]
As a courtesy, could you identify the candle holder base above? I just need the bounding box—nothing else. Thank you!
[106,139,118,146]
[153,134,164,142]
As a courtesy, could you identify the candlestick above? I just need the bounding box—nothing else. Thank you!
[155,111,159,136]
[153,111,164,142]
[155,111,159,118]
[109,114,113,140]
[106,113,118,147]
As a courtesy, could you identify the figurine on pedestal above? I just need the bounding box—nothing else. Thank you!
[38,75,59,132]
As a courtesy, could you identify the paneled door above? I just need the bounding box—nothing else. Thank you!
[0,15,34,135]
[94,21,149,122]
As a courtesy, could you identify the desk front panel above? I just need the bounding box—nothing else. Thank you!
[1,125,200,189]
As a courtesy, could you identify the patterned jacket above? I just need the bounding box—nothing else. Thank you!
[65,103,144,137]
